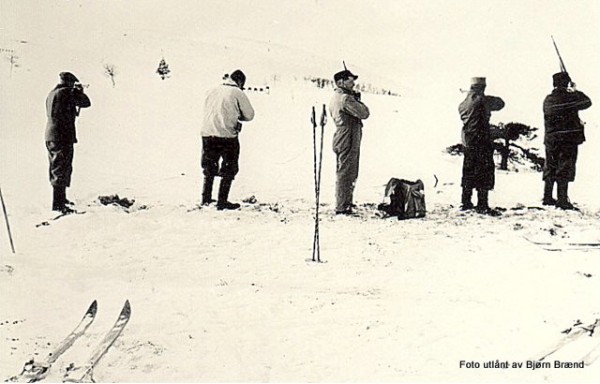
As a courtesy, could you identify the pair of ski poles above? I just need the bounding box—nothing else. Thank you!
[311,104,327,263]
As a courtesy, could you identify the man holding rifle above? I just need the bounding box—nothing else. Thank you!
[458,77,504,215]
[45,72,91,213]
[542,37,593,209]
[542,72,592,209]
[200,69,254,210]
[329,68,370,215]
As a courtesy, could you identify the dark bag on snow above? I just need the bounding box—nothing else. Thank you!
[377,178,426,220]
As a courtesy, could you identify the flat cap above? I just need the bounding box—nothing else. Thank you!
[334,70,358,82]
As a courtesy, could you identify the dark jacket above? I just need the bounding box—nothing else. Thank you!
[459,90,504,148]
[543,88,592,145]
[45,84,91,144]
[329,87,370,153]
[458,89,504,190]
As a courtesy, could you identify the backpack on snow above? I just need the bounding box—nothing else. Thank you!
[377,178,426,220]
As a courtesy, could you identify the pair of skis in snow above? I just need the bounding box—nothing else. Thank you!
[14,300,131,383]
[523,236,600,251]
[35,209,86,228]
[534,318,600,365]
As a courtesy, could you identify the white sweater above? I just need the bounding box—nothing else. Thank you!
[201,78,255,138]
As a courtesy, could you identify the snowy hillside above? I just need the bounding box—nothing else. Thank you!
[1,1,600,382]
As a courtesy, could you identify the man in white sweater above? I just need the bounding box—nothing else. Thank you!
[201,70,255,210]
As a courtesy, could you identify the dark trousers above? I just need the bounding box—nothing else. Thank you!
[201,136,240,179]
[46,141,74,187]
[543,142,578,182]
[461,145,495,190]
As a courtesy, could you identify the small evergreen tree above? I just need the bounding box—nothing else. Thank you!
[492,122,542,171]
[5,52,19,78]
[446,122,544,172]
[156,58,170,80]
[103,64,117,87]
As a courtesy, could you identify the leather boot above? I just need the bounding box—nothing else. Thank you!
[460,187,474,210]
[52,186,65,212]
[217,178,240,211]
[542,180,556,206]
[475,189,501,216]
[475,189,489,212]
[556,181,574,210]
[201,176,215,206]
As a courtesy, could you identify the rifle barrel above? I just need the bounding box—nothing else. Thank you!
[551,35,568,73]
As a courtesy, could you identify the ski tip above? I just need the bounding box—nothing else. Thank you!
[123,300,131,315]
[87,300,98,316]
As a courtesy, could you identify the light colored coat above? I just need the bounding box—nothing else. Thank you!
[201,78,255,138]
[328,87,370,212]
[329,88,370,153]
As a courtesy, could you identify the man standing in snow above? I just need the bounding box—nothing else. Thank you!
[329,69,370,215]
[458,77,504,215]
[45,72,91,213]
[542,72,592,209]
[200,70,255,210]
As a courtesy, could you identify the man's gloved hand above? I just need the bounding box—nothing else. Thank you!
[354,91,361,101]
[235,122,243,133]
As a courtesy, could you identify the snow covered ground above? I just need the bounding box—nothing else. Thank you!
[1,1,600,382]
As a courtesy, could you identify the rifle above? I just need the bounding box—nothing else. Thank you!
[551,35,575,88]
[551,35,567,73]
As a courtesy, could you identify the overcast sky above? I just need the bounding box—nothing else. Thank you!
[2,0,599,125]
[4,1,599,72]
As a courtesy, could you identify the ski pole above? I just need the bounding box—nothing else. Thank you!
[318,104,326,190]
[311,106,318,192]
[311,106,320,262]
[314,105,327,263]
[0,186,15,254]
